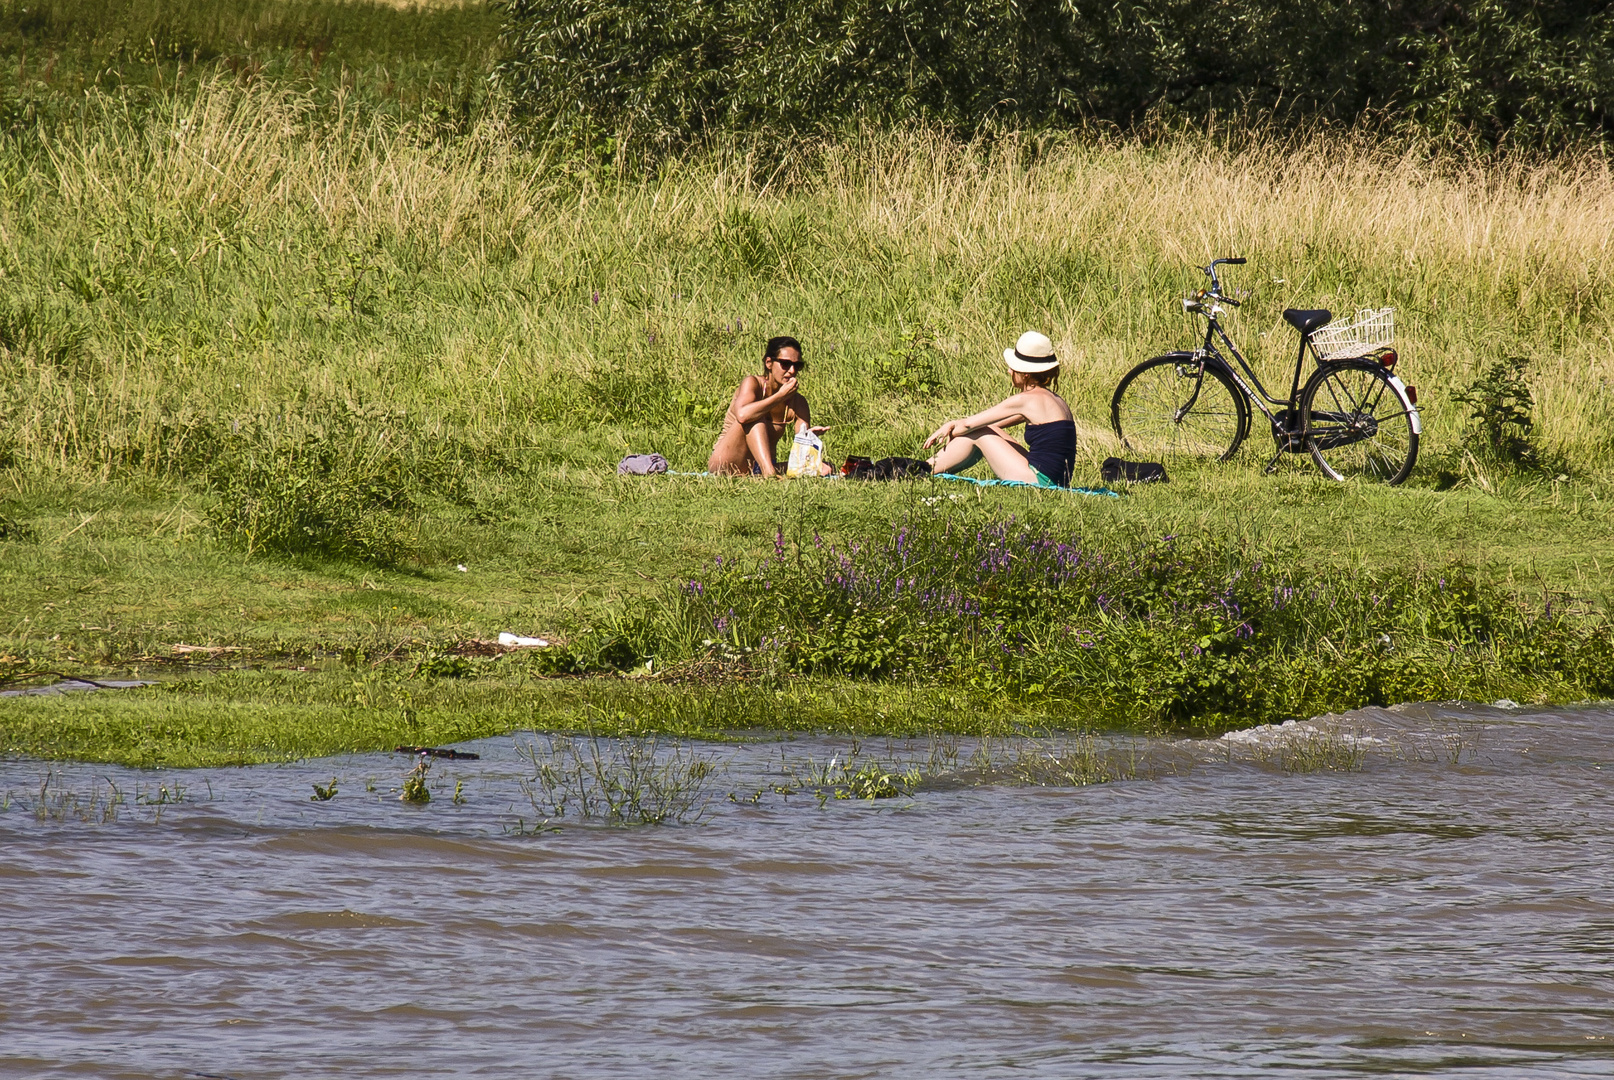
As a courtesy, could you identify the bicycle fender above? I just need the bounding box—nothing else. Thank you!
[1385,374,1422,434]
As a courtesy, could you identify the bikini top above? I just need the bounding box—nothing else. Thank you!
[721,380,798,437]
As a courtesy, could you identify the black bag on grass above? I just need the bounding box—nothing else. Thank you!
[874,456,931,480]
[842,456,931,480]
[1101,457,1169,484]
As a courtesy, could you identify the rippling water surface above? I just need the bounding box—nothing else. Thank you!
[2,703,1611,1078]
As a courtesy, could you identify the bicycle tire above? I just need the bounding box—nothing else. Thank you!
[1300,359,1419,484]
[1111,356,1248,461]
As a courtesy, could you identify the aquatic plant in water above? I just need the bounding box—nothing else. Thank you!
[400,758,431,803]
[517,736,720,825]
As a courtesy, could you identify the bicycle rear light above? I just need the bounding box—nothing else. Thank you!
[1379,349,1398,368]
[1405,385,1418,405]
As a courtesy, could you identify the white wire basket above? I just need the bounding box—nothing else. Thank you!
[1311,307,1394,360]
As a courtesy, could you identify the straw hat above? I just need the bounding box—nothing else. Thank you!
[1003,331,1059,373]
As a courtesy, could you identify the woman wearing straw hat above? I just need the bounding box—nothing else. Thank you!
[922,331,1077,487]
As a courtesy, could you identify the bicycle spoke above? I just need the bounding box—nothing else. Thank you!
[1112,358,1244,460]
[1303,362,1417,484]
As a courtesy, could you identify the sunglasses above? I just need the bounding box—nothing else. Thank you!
[773,357,807,371]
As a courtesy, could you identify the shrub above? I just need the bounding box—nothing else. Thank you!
[497,0,1614,148]
[208,436,419,565]
[580,366,722,429]
[647,513,1612,730]
[873,324,941,398]
[0,506,34,542]
[1441,357,1575,488]
[1451,357,1544,468]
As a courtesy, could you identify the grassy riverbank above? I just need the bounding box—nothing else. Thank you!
[6,464,1612,765]
[3,0,1613,764]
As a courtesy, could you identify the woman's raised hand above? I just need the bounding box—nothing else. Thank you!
[922,420,958,450]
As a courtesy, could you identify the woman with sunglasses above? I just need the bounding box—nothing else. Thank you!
[709,336,830,476]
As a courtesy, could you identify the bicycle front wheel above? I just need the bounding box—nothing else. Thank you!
[1111,356,1247,461]
[1300,360,1419,484]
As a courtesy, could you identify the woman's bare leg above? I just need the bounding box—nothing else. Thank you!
[930,432,1037,483]
[928,436,983,476]
[708,420,779,475]
[974,432,1039,482]
[707,435,752,475]
[744,421,780,476]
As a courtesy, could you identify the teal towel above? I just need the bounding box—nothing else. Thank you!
[933,473,1121,497]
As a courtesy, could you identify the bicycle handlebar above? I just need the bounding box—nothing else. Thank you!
[1201,257,1246,307]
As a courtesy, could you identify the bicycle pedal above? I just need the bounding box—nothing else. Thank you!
[1269,432,1307,453]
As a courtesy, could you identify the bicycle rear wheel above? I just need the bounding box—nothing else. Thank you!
[1300,359,1419,484]
[1111,356,1247,461]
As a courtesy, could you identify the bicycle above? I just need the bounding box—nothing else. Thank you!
[1110,258,1422,484]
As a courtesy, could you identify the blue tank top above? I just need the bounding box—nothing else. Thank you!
[1024,420,1076,487]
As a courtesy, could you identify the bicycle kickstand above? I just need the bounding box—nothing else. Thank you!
[1261,446,1285,475]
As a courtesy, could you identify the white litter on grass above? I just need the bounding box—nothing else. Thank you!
[498,632,550,648]
[456,564,468,573]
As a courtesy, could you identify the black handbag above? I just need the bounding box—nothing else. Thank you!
[842,456,932,480]
[1100,457,1169,484]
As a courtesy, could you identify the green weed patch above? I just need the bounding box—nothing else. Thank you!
[203,399,482,565]
[530,511,1614,733]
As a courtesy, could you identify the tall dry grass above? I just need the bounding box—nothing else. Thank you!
[3,77,1613,480]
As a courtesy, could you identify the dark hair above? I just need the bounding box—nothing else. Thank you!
[1021,367,1060,393]
[764,336,803,365]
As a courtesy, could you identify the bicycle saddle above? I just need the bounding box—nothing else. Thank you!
[1283,308,1332,335]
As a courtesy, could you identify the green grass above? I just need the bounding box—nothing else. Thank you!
[3,0,1614,765]
[0,663,1033,768]
[4,467,1612,666]
[5,465,1613,765]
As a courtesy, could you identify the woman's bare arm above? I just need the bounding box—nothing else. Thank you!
[922,394,1033,449]
[729,375,801,425]
[786,393,829,434]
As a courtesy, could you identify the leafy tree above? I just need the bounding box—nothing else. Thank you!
[496,0,1614,147]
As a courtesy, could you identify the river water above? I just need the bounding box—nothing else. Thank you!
[2,702,1611,1078]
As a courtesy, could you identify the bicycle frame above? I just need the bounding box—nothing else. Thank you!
[1195,313,1314,437]
[1178,258,1326,446]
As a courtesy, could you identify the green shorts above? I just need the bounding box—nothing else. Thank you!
[1030,467,1064,489]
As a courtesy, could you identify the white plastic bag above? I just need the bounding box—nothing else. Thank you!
[785,430,823,478]
[498,632,550,648]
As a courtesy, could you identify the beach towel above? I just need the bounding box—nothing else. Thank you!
[933,473,1121,497]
